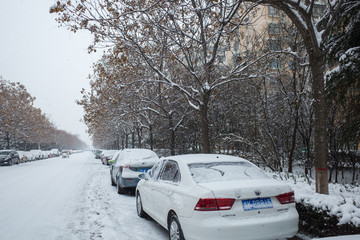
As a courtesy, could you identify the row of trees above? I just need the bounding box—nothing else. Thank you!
[51,0,360,190]
[0,77,87,150]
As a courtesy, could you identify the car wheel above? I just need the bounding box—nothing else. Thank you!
[168,213,185,240]
[116,178,126,194]
[8,159,13,166]
[136,193,147,218]
[16,158,19,164]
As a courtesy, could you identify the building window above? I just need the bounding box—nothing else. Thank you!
[270,59,281,69]
[268,23,280,35]
[268,6,280,17]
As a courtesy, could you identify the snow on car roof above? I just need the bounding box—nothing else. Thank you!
[123,148,159,159]
[165,154,249,164]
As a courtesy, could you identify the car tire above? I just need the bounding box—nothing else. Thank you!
[8,159,13,166]
[116,178,126,194]
[168,213,185,240]
[16,158,19,164]
[136,193,147,218]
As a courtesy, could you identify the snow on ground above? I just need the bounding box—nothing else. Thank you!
[1,151,359,240]
[273,171,360,227]
[0,152,167,240]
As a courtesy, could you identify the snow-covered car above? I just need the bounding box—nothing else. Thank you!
[61,150,70,158]
[0,150,20,166]
[94,150,103,159]
[109,150,122,185]
[50,149,60,157]
[135,154,299,240]
[100,150,118,165]
[112,149,159,194]
[29,149,43,160]
[16,151,28,163]
[17,151,35,162]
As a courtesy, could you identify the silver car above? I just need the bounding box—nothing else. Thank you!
[111,149,159,194]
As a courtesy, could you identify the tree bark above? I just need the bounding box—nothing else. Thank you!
[310,51,329,194]
[199,92,211,153]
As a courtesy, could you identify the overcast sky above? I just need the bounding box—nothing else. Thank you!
[0,0,102,147]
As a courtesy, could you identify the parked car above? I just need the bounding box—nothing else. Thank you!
[50,149,60,157]
[109,150,122,186]
[95,150,103,159]
[101,150,118,165]
[112,149,159,194]
[61,150,69,158]
[16,151,28,163]
[135,154,299,240]
[29,149,43,160]
[0,150,20,166]
[17,151,35,162]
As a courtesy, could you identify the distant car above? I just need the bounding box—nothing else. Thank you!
[50,149,60,157]
[29,149,42,160]
[95,150,102,159]
[17,151,35,162]
[101,150,118,165]
[0,150,20,166]
[135,154,299,240]
[112,149,159,194]
[16,151,28,163]
[61,150,69,158]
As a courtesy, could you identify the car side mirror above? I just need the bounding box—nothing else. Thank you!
[109,159,114,165]
[138,173,146,180]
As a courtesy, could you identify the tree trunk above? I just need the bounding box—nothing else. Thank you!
[288,107,299,173]
[131,131,135,148]
[199,93,210,153]
[149,125,154,150]
[310,52,329,194]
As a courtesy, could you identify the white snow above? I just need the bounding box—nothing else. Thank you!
[273,171,360,227]
[1,152,359,239]
[0,152,167,240]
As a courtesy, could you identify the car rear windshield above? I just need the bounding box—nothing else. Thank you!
[188,162,270,183]
[0,151,10,155]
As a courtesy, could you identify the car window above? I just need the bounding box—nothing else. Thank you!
[114,152,124,166]
[149,160,164,180]
[159,160,181,183]
[188,161,270,183]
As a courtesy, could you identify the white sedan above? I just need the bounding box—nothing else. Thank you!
[136,154,299,240]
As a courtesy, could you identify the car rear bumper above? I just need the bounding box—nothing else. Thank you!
[180,207,299,240]
[119,177,140,188]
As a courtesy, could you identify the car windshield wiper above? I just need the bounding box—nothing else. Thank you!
[208,166,225,176]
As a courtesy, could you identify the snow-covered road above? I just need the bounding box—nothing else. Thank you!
[0,152,167,240]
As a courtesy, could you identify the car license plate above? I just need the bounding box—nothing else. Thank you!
[242,197,273,211]
[139,168,149,173]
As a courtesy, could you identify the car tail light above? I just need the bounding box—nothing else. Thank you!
[195,198,235,211]
[276,191,295,204]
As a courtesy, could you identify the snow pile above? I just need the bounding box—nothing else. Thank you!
[274,172,360,227]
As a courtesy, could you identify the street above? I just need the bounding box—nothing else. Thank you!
[0,152,167,240]
[0,151,305,240]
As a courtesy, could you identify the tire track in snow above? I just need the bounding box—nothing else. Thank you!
[68,156,167,240]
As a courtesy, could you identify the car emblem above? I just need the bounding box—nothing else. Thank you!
[234,192,241,198]
[255,190,261,196]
